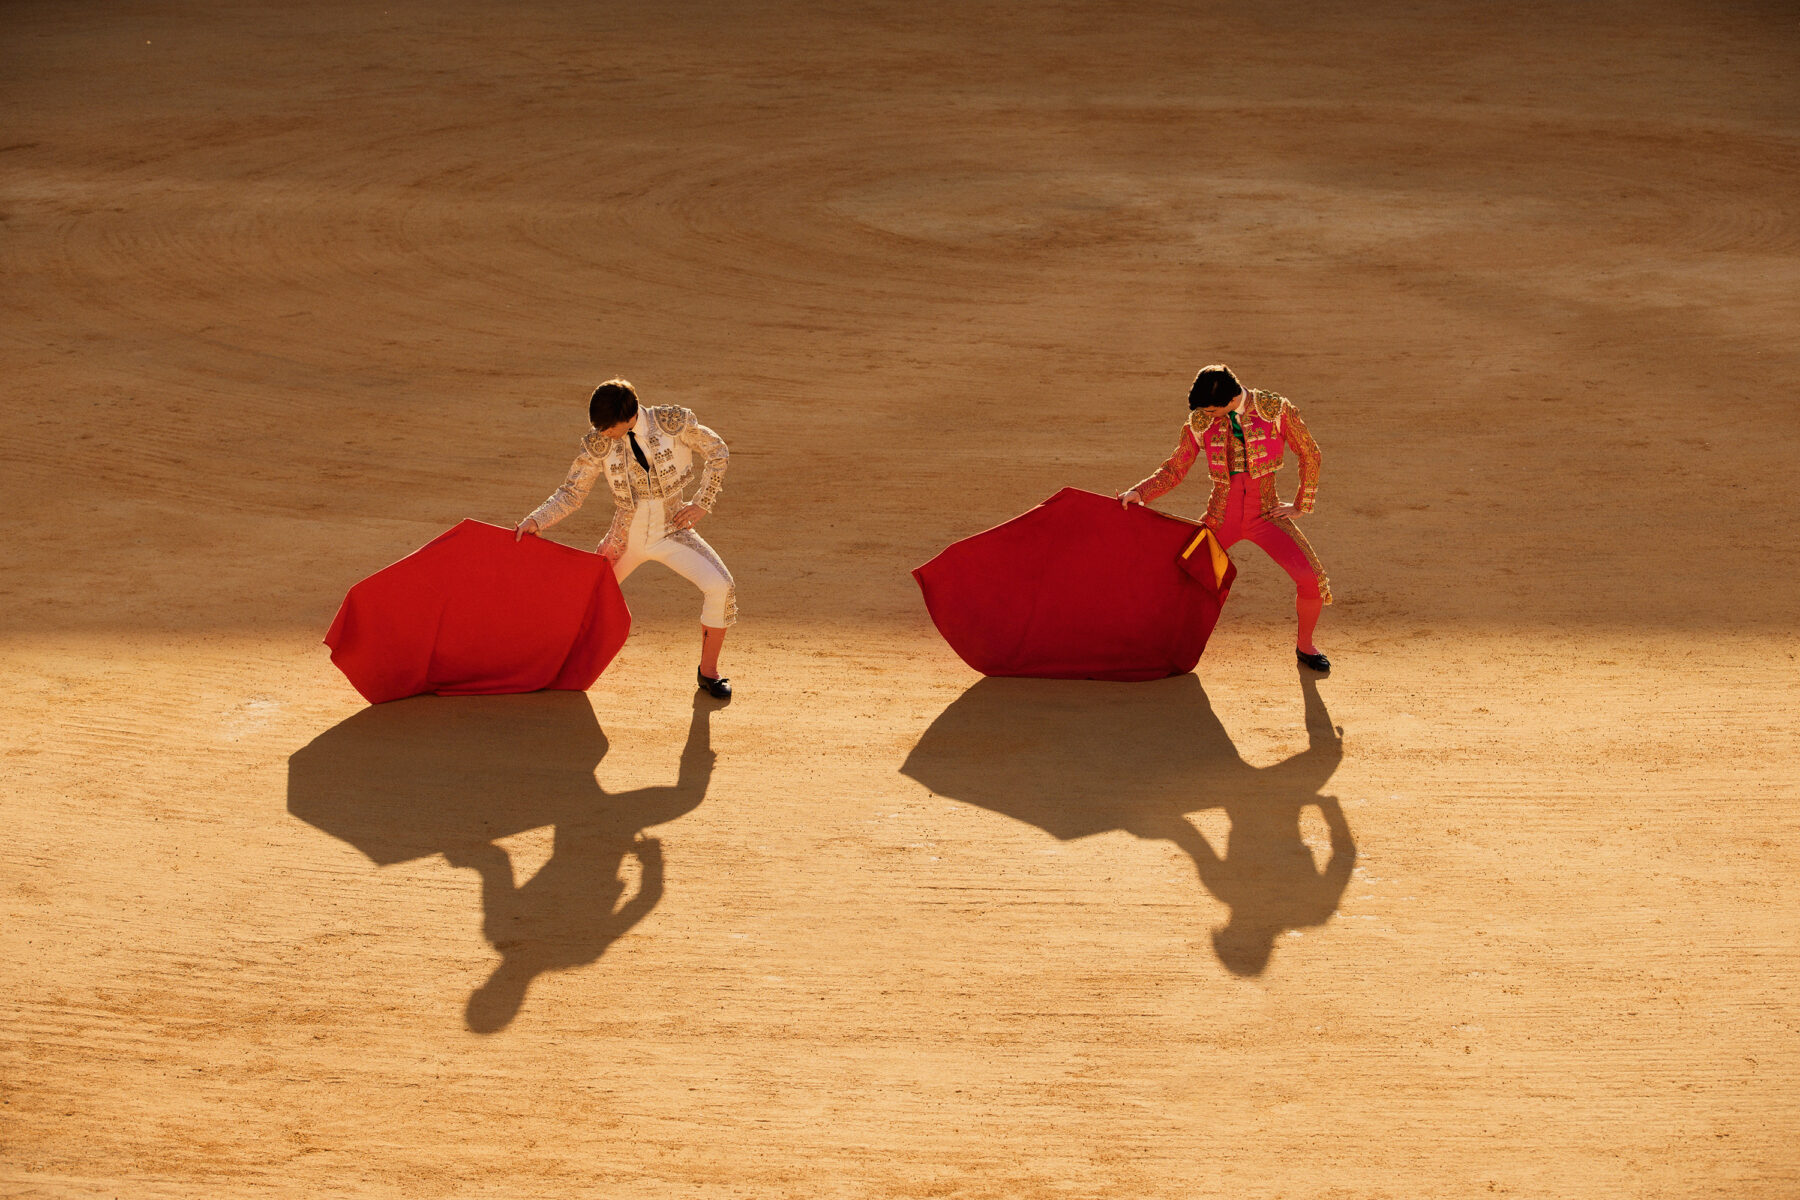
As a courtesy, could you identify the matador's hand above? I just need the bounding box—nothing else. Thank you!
[1118,489,1144,508]
[514,517,540,541]
[1268,504,1300,521]
[670,503,706,531]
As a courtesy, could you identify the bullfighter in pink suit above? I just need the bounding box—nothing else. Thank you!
[1120,363,1333,673]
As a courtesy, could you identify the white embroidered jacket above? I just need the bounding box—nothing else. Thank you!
[528,405,728,560]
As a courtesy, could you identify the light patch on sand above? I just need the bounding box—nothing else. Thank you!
[219,696,280,742]
[492,824,556,887]
[1191,808,1232,851]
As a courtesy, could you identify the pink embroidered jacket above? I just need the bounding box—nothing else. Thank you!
[1131,389,1321,528]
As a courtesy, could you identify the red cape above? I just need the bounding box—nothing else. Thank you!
[325,519,631,704]
[912,488,1235,681]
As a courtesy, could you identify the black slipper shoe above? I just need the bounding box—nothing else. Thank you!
[697,668,732,699]
[1296,648,1331,674]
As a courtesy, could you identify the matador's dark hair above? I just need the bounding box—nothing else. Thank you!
[1187,364,1243,410]
[589,378,640,428]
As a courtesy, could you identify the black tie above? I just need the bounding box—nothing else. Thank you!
[627,430,650,471]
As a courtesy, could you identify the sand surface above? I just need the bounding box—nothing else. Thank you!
[4,2,1798,1196]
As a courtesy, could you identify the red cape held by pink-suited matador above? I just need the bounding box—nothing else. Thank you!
[912,488,1236,682]
[325,519,631,704]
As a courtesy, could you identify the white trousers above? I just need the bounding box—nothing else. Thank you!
[612,501,737,628]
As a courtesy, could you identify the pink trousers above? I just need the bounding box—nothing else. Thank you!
[1213,474,1329,643]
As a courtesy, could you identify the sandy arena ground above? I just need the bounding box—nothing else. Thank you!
[4,2,1798,1196]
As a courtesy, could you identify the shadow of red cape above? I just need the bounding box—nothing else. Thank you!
[900,673,1353,976]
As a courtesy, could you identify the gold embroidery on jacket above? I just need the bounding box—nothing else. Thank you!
[1282,402,1322,514]
[1189,408,1226,438]
[597,510,630,561]
[533,405,729,533]
[1123,390,1330,595]
[528,439,608,530]
[1202,477,1230,528]
[676,408,730,511]
[1187,392,1324,541]
[1133,427,1200,503]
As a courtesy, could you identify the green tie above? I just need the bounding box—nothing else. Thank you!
[1228,411,1246,475]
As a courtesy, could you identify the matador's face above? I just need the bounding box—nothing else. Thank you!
[1196,390,1248,419]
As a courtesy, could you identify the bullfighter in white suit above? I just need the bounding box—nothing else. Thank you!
[517,378,737,698]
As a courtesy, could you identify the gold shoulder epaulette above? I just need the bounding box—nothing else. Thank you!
[653,405,693,436]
